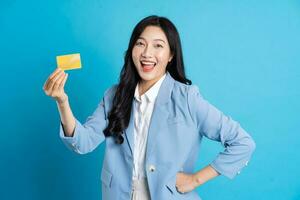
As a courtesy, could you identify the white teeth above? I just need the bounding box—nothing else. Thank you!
[141,61,156,65]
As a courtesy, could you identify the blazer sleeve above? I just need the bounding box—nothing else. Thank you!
[187,85,256,179]
[59,88,111,154]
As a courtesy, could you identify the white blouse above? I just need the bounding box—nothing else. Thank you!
[132,73,166,180]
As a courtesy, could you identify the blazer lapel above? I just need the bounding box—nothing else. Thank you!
[146,72,175,160]
[124,72,175,160]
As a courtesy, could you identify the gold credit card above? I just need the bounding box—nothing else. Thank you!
[56,53,82,70]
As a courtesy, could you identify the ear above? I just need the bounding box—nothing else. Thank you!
[168,54,174,62]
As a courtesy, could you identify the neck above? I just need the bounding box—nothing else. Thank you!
[138,73,165,96]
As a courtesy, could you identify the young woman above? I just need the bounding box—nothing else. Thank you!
[43,15,256,200]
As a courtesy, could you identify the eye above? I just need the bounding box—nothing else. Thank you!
[154,44,163,48]
[135,41,144,46]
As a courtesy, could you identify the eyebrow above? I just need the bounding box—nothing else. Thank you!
[138,37,166,44]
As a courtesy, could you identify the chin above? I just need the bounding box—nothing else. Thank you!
[139,74,156,82]
[138,70,157,82]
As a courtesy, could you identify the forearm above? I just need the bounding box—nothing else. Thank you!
[193,165,220,187]
[56,95,76,137]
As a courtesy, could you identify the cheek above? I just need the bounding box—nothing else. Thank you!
[157,51,171,65]
[132,49,140,65]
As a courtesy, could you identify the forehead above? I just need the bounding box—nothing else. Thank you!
[138,26,168,42]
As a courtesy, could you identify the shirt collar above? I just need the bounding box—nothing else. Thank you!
[134,73,167,103]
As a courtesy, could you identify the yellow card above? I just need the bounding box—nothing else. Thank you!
[56,53,82,70]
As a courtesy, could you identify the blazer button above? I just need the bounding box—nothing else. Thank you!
[149,165,156,172]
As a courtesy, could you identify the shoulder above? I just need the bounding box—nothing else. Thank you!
[102,84,118,102]
[172,80,203,100]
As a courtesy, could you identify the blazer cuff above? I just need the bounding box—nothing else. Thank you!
[209,162,237,180]
[59,119,81,151]
[209,139,256,180]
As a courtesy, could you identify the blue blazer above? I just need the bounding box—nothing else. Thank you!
[59,71,256,200]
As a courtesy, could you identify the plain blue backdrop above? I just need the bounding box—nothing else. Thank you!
[1,0,299,199]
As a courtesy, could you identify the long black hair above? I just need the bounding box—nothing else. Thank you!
[103,15,192,144]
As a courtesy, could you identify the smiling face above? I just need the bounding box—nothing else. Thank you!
[132,26,173,85]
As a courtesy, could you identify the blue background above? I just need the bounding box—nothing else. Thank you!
[1,0,299,199]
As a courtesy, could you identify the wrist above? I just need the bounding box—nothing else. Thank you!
[192,173,204,188]
[56,94,68,105]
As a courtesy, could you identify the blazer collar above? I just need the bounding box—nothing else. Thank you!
[155,71,175,105]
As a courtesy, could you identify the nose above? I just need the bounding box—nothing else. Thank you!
[141,45,153,58]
